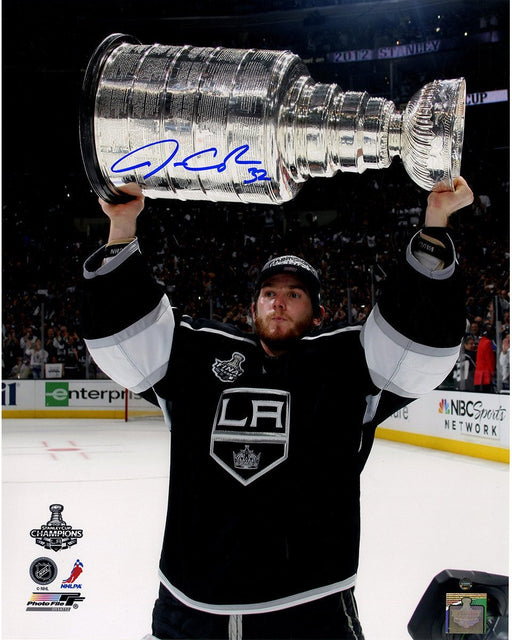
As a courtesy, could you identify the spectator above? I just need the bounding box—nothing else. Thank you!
[3,329,20,377]
[44,327,58,362]
[499,334,510,391]
[474,324,496,393]
[498,289,510,315]
[63,334,81,379]
[468,319,482,345]
[9,356,32,379]
[456,335,477,391]
[28,338,49,379]
[19,327,36,355]
[500,310,510,339]
[53,326,68,363]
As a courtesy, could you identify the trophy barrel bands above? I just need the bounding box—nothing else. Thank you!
[80,33,141,204]
[82,35,308,205]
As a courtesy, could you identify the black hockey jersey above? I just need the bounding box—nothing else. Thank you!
[82,230,465,614]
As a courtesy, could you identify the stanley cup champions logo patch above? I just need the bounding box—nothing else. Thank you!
[210,387,290,485]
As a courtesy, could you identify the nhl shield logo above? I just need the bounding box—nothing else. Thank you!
[212,352,246,383]
[210,387,290,485]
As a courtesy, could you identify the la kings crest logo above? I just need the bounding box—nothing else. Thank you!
[210,387,290,485]
[212,352,246,383]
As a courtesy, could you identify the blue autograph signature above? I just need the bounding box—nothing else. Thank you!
[111,139,272,184]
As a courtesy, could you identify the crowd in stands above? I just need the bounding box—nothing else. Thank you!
[3,0,507,395]
[104,0,507,63]
[2,157,509,392]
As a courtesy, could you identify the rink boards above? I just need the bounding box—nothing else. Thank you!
[2,379,509,462]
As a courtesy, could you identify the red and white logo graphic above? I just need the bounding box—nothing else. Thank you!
[61,559,83,588]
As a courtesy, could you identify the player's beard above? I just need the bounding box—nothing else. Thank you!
[254,311,315,355]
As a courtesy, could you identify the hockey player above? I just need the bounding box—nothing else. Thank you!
[82,178,473,639]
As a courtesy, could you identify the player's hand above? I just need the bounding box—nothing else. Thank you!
[99,183,145,243]
[424,176,474,227]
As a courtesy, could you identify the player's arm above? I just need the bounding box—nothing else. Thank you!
[101,182,144,243]
[410,176,474,272]
[361,177,474,400]
[81,187,175,394]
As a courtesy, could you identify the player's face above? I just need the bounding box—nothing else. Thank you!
[252,274,322,356]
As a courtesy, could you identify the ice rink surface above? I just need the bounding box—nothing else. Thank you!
[2,418,509,640]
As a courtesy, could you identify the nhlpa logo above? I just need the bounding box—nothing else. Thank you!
[210,387,290,485]
[212,352,246,383]
[61,559,83,589]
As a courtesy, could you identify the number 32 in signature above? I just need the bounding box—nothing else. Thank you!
[110,139,272,185]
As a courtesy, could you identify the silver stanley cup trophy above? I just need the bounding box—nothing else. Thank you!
[80,34,466,205]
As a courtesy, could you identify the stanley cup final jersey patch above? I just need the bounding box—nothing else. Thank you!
[212,352,246,383]
[210,387,290,485]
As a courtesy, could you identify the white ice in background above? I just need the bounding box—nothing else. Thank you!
[2,419,509,640]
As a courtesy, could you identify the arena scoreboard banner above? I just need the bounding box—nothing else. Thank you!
[326,31,506,67]
[378,390,509,463]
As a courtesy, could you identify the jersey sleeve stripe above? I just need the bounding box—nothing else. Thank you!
[180,318,257,345]
[406,231,457,280]
[83,239,140,279]
[361,305,460,397]
[85,295,175,392]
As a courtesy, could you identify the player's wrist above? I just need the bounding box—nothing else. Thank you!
[107,221,137,244]
[107,237,136,247]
